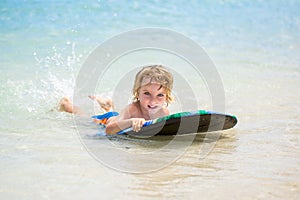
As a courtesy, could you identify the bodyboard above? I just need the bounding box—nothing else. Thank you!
[118,110,237,136]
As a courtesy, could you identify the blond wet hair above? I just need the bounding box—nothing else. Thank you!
[132,65,174,104]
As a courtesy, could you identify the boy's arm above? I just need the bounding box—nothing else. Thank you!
[105,116,146,134]
[105,116,132,134]
[105,104,145,134]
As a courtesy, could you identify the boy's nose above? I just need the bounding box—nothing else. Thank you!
[149,98,156,105]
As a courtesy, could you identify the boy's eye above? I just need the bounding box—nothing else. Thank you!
[157,93,164,97]
[144,92,150,95]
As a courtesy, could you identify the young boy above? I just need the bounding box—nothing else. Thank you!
[59,65,174,134]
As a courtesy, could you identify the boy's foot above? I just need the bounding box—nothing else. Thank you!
[88,95,114,112]
[58,96,74,113]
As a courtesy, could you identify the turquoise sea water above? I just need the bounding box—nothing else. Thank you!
[1,0,300,199]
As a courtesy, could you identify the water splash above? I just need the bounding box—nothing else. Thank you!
[1,42,83,121]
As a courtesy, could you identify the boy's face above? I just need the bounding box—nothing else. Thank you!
[138,83,167,115]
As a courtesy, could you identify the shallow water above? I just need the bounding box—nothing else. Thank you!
[1,0,300,199]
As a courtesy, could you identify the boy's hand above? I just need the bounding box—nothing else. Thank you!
[131,118,146,132]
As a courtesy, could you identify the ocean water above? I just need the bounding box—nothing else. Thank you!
[1,0,300,199]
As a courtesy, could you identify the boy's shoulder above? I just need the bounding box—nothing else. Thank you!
[120,102,141,118]
[127,102,140,112]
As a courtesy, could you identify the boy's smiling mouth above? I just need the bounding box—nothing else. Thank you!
[147,105,158,109]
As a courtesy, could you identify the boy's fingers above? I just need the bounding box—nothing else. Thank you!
[132,119,145,132]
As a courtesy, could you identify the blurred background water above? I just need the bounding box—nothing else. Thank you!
[0,0,299,199]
